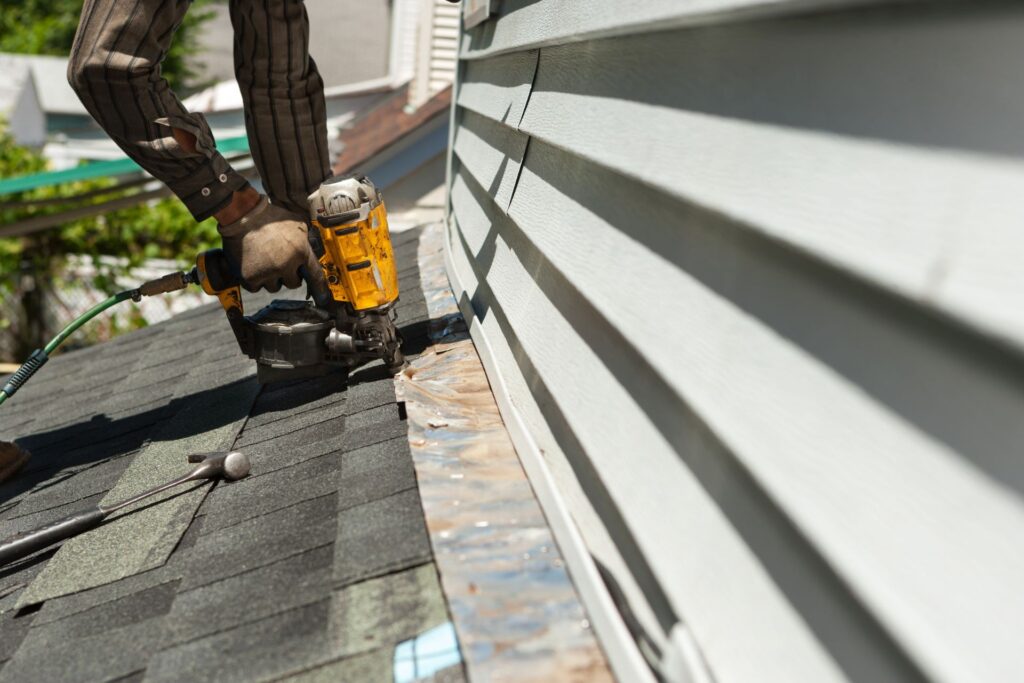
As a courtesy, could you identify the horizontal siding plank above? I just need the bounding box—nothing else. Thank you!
[453,108,529,211]
[517,9,1024,352]
[460,0,883,60]
[430,57,458,70]
[499,137,1024,683]
[456,50,539,128]
[449,2,1024,681]
[448,172,849,683]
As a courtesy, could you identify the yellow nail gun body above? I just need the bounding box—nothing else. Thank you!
[194,173,405,383]
[311,176,399,312]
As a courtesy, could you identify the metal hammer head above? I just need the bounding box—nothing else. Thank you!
[185,451,251,481]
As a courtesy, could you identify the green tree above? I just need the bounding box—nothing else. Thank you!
[0,1,223,359]
[0,125,221,359]
[0,0,218,93]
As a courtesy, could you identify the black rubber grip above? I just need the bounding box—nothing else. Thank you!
[1,349,48,398]
[320,209,362,227]
[203,248,243,291]
[0,507,106,566]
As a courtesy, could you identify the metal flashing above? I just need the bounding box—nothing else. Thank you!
[442,215,658,683]
[396,221,612,680]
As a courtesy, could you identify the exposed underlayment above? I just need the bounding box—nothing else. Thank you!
[396,222,611,681]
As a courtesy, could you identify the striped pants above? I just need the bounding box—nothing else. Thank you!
[68,0,331,221]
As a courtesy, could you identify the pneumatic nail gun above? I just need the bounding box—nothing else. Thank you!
[192,173,405,383]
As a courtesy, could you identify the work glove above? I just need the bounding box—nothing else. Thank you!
[218,195,326,294]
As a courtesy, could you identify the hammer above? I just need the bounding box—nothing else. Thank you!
[0,451,250,567]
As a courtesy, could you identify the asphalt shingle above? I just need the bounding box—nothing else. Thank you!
[143,600,332,683]
[245,370,351,429]
[161,544,332,648]
[335,436,415,511]
[333,488,433,588]
[15,378,262,609]
[0,610,171,683]
[0,227,465,681]
[329,562,448,658]
[179,492,338,592]
[199,451,342,533]
[1,456,128,520]
[277,649,392,683]
[235,410,346,451]
[234,399,348,448]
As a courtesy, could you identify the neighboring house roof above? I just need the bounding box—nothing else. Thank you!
[0,53,85,116]
[0,229,462,681]
[180,79,247,114]
[182,75,396,115]
[333,84,452,175]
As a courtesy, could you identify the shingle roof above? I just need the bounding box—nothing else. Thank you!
[0,228,463,682]
[333,85,453,176]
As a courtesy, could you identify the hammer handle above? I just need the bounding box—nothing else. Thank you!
[0,507,107,566]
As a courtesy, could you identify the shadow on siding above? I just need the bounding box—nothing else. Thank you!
[450,182,927,682]
[537,2,1024,159]
[519,134,1024,501]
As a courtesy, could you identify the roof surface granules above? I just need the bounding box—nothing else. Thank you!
[0,228,465,682]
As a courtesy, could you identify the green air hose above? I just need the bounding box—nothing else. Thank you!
[45,290,137,354]
[0,270,194,408]
[0,290,137,407]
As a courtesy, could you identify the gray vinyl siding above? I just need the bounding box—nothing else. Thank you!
[445,2,1024,682]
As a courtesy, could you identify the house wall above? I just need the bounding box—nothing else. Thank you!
[410,0,460,107]
[444,2,1024,682]
[0,59,46,147]
[195,0,392,88]
[5,73,46,147]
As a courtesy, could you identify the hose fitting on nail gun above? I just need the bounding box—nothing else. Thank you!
[137,271,193,298]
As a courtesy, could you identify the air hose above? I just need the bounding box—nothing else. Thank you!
[0,270,193,407]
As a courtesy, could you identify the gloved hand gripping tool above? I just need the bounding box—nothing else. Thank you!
[192,174,405,383]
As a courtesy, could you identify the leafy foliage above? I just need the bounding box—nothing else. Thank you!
[0,1,223,358]
[0,0,80,61]
[0,125,221,286]
[0,124,222,356]
[0,0,219,93]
